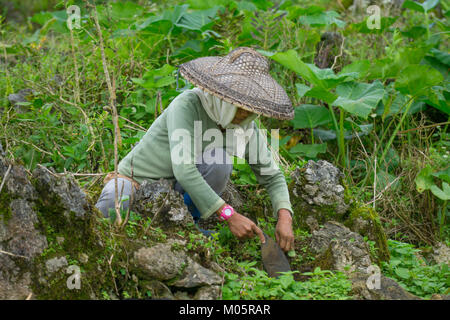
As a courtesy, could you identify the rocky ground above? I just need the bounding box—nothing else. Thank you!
[0,155,448,300]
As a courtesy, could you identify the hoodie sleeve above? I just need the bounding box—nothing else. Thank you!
[166,93,225,219]
[246,124,293,218]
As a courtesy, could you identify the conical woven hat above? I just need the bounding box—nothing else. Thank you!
[178,47,294,120]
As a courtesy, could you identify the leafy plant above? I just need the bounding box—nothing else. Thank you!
[382,240,450,298]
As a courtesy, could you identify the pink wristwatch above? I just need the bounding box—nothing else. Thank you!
[219,204,235,221]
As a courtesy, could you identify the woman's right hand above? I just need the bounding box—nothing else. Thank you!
[227,212,265,244]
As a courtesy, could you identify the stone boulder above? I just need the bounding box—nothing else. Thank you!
[309,221,372,274]
[0,159,48,300]
[131,179,194,230]
[133,239,222,299]
[289,160,389,263]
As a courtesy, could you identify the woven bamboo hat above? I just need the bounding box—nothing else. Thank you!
[178,47,294,120]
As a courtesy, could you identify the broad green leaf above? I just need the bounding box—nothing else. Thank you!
[261,50,355,89]
[299,10,345,28]
[289,143,327,158]
[261,49,322,86]
[296,83,311,98]
[395,267,411,279]
[305,86,338,104]
[110,1,143,20]
[175,6,220,30]
[403,0,439,13]
[432,167,450,184]
[395,65,444,97]
[348,16,397,34]
[430,182,450,201]
[333,81,385,118]
[425,86,450,115]
[429,48,450,66]
[415,165,434,193]
[291,104,332,129]
[340,60,371,79]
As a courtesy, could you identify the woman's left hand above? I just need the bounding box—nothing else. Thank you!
[275,209,294,252]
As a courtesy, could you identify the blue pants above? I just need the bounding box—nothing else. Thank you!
[95,148,233,219]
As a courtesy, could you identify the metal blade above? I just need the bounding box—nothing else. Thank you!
[261,233,291,278]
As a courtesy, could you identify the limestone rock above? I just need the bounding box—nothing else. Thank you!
[430,243,450,266]
[350,272,421,300]
[133,240,188,281]
[309,221,372,274]
[45,256,68,274]
[194,285,221,300]
[32,165,92,219]
[290,160,350,218]
[132,179,194,230]
[172,257,222,288]
[289,160,389,263]
[141,280,174,300]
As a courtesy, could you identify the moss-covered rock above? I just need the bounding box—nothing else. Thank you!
[288,160,389,264]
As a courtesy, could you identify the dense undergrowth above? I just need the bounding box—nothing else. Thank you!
[0,0,449,299]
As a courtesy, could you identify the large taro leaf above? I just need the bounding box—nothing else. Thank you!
[395,64,444,97]
[403,0,439,13]
[348,16,398,34]
[291,104,332,129]
[332,81,385,118]
[174,6,220,30]
[260,49,356,90]
[289,143,327,158]
[430,183,450,201]
[415,165,434,193]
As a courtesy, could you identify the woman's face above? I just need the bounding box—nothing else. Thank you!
[231,107,253,124]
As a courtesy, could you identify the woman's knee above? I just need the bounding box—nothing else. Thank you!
[95,178,134,217]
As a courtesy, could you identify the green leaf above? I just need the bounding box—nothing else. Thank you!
[175,6,220,30]
[395,267,411,279]
[430,182,450,201]
[291,104,333,129]
[262,50,355,90]
[403,0,439,13]
[296,83,311,98]
[415,165,434,193]
[332,81,385,118]
[395,65,444,97]
[289,143,327,158]
[299,10,345,28]
[279,274,294,289]
[340,60,371,79]
[432,167,450,184]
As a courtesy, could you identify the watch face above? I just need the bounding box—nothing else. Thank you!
[224,208,232,217]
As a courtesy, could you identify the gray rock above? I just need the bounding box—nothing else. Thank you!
[142,280,174,300]
[290,160,350,216]
[45,256,68,274]
[173,291,191,300]
[0,159,36,200]
[350,272,421,300]
[172,257,222,288]
[194,285,221,300]
[309,221,372,273]
[8,89,32,113]
[0,159,48,300]
[32,165,91,219]
[132,179,194,229]
[430,243,450,266]
[133,240,188,281]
